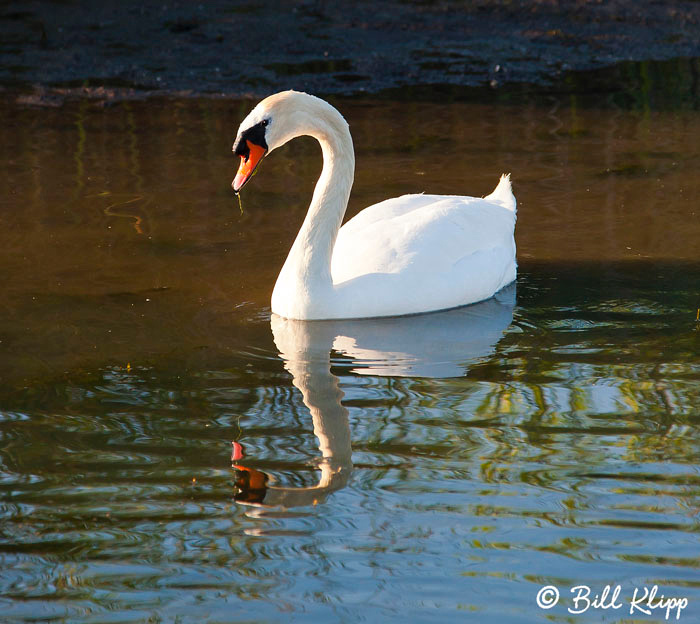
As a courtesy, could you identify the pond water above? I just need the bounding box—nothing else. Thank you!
[1,92,699,623]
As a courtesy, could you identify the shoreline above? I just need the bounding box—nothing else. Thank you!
[2,1,699,106]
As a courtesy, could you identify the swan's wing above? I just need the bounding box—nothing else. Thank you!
[329,192,516,317]
[332,193,515,281]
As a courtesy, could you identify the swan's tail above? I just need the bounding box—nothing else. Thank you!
[485,173,516,213]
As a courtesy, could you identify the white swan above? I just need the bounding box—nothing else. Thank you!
[232,90,516,320]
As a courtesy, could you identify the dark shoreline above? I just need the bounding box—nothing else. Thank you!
[2,0,700,106]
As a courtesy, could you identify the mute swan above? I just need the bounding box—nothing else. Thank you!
[232,90,516,320]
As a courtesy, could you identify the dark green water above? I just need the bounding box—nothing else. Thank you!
[1,94,699,623]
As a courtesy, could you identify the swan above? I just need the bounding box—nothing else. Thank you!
[232,90,516,320]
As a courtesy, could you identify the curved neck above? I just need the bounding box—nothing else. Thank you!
[274,108,355,315]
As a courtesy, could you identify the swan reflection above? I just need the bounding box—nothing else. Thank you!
[233,285,515,509]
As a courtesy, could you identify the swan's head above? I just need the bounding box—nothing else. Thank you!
[232,90,348,193]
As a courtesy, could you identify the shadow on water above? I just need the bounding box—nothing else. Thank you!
[374,58,700,111]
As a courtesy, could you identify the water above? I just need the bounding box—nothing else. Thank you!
[1,92,699,623]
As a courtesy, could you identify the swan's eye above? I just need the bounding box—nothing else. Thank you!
[262,119,270,127]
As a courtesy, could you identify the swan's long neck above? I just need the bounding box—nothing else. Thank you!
[272,102,355,318]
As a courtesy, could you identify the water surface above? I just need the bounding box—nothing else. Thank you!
[1,94,699,623]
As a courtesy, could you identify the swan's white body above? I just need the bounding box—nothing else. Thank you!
[233,91,517,320]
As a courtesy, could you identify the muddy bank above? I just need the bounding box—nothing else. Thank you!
[1,0,700,102]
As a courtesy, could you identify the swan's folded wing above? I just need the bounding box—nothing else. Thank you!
[332,194,515,283]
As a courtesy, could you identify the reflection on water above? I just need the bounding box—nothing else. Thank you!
[1,94,699,622]
[273,284,515,378]
[233,289,514,510]
[233,315,354,511]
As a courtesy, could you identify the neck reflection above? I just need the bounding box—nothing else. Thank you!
[233,284,515,509]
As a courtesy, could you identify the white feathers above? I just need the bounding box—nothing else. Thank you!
[485,173,516,213]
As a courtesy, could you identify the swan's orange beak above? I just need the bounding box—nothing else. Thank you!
[233,141,267,193]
